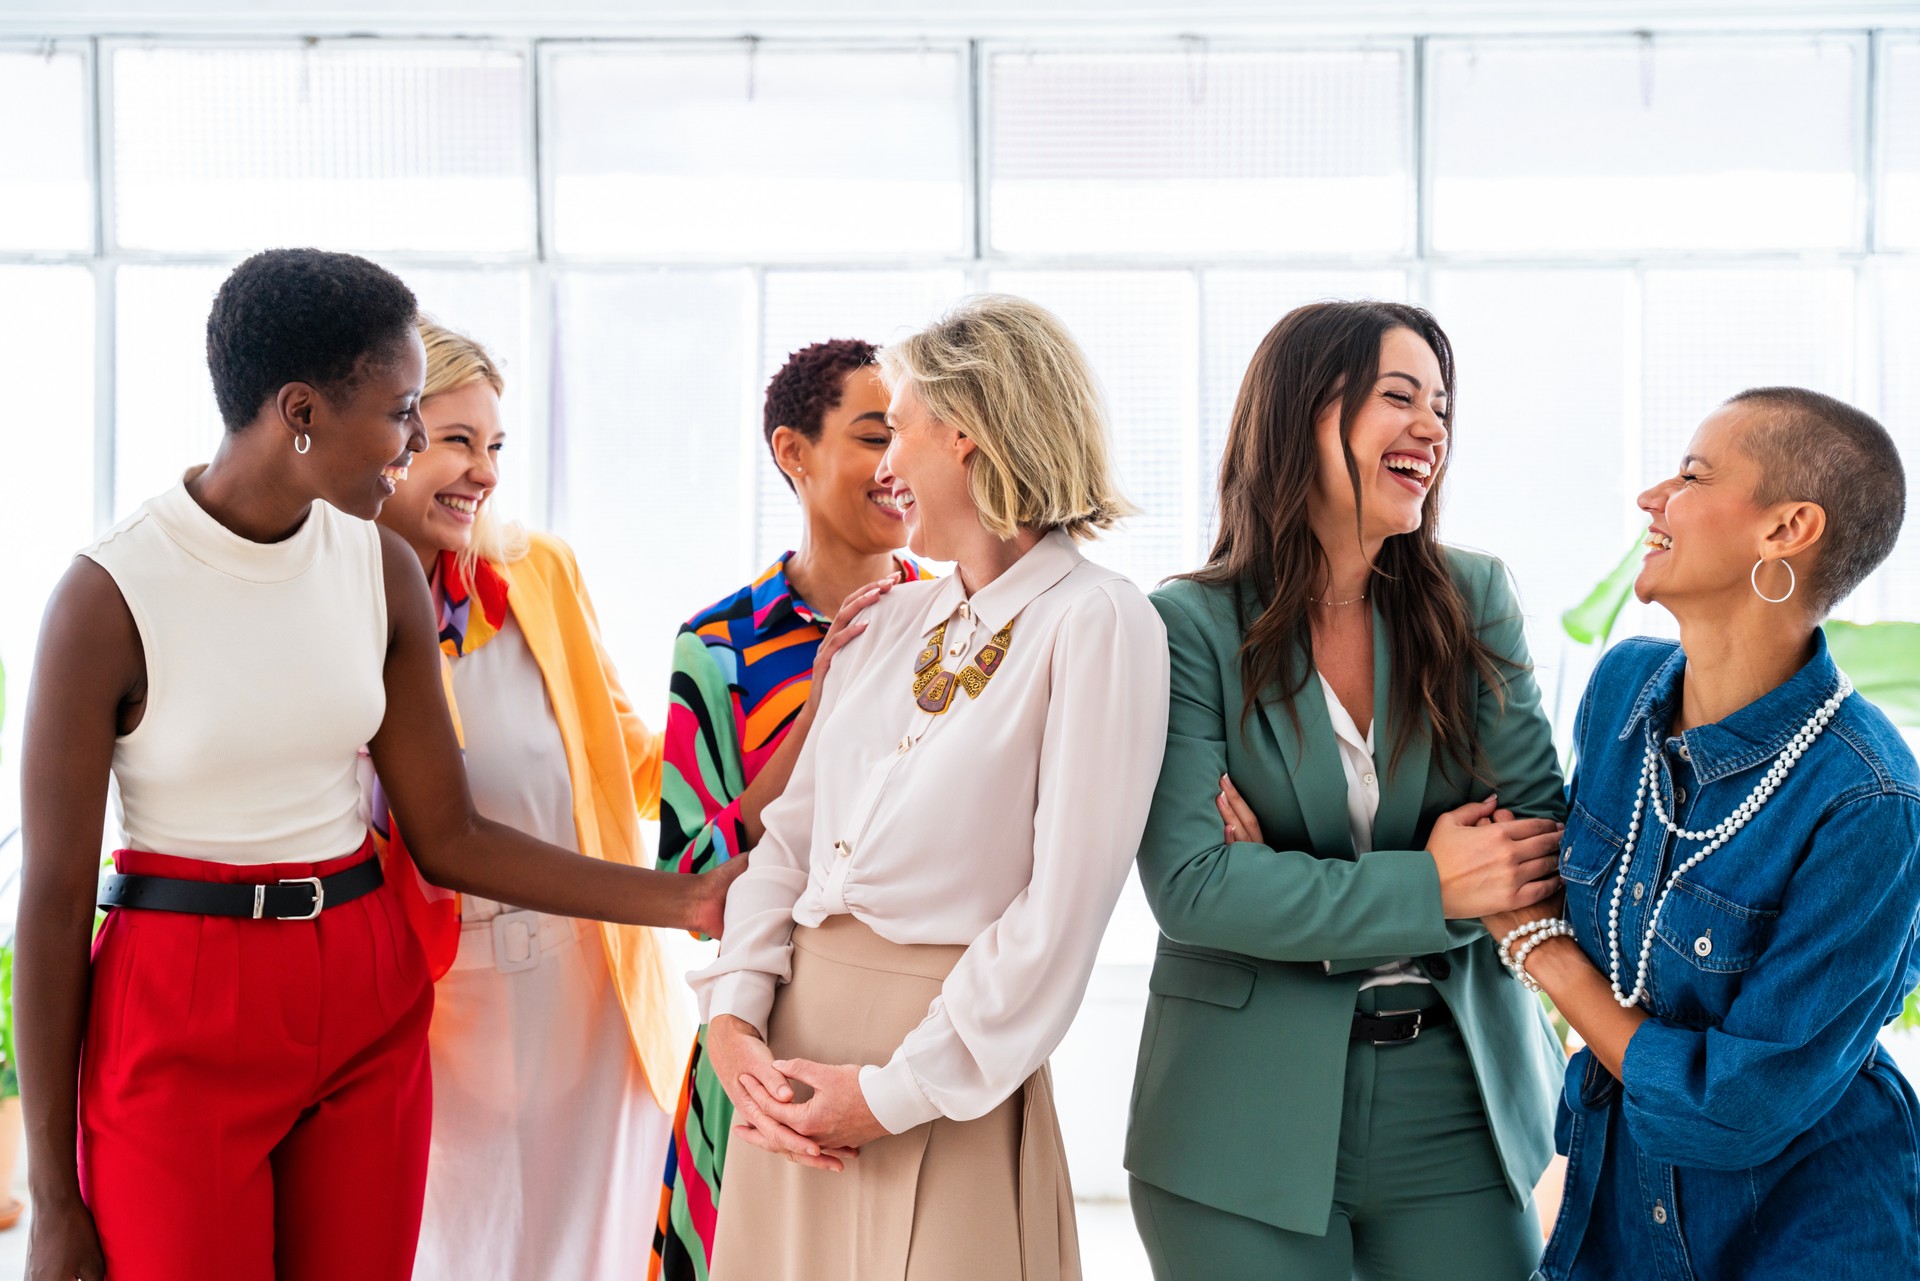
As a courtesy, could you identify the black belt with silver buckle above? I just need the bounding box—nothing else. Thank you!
[98,857,384,921]
[1350,1002,1455,1045]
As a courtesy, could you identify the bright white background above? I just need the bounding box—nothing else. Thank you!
[2,3,1918,1263]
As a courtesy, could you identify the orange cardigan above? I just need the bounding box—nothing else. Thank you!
[385,532,689,1112]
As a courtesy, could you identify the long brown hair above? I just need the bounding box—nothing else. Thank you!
[1189,300,1507,779]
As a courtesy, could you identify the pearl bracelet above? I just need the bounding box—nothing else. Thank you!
[1509,922,1576,993]
[1498,917,1562,972]
[1499,917,1570,976]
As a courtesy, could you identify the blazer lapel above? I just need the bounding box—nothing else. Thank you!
[1256,636,1359,860]
[1369,604,1432,853]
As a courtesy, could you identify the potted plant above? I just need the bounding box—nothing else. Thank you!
[0,927,20,1230]
[0,644,19,1228]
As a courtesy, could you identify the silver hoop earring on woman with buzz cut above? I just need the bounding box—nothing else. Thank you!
[1752,557,1795,604]
[294,431,312,455]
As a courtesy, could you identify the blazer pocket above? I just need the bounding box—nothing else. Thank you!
[1149,950,1257,1010]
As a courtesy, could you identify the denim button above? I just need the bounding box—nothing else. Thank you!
[1634,882,1646,903]
[1676,786,1689,805]
[1678,743,1692,762]
[1694,935,1713,958]
[1653,1201,1668,1225]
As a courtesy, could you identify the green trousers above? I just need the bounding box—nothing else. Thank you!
[1130,987,1542,1281]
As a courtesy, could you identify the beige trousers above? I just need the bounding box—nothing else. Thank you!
[709,915,1080,1281]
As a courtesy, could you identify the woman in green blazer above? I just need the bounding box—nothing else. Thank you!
[1126,301,1568,1280]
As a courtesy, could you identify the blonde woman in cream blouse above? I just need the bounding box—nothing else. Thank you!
[693,294,1170,1281]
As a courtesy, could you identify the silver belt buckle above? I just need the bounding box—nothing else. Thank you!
[276,876,325,921]
[1373,1008,1423,1045]
[490,909,543,974]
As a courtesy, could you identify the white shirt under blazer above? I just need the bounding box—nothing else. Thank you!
[693,528,1171,1135]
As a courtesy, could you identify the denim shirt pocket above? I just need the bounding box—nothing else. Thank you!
[1560,800,1628,944]
[1649,880,1778,1026]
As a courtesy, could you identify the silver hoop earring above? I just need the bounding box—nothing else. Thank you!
[1751,558,1795,604]
[294,431,312,455]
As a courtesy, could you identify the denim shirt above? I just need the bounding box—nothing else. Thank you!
[1539,633,1920,1281]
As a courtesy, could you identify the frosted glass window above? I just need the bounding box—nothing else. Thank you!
[1199,270,1407,530]
[547,47,967,259]
[552,270,755,717]
[754,270,969,568]
[1640,269,1854,487]
[1872,266,1920,619]
[1883,38,1920,251]
[1431,37,1862,253]
[1428,269,1634,677]
[114,264,229,518]
[987,270,1198,591]
[400,268,539,528]
[0,267,95,846]
[112,46,532,254]
[0,47,91,252]
[989,49,1410,256]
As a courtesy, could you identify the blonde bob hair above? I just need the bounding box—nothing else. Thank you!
[878,294,1134,542]
[417,316,529,584]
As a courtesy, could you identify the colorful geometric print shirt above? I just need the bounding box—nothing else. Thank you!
[649,552,926,1281]
[657,552,929,878]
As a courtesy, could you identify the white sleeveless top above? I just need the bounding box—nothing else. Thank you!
[81,477,388,864]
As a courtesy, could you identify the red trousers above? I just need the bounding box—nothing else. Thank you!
[79,840,435,1281]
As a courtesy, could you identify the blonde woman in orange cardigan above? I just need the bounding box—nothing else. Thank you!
[372,319,686,1280]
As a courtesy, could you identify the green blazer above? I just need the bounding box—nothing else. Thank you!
[1124,547,1567,1236]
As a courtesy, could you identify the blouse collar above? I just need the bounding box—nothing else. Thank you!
[916,527,1084,637]
[752,551,930,637]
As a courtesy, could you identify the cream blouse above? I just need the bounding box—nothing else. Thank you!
[692,529,1170,1134]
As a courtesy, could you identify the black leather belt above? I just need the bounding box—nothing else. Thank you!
[1350,1001,1455,1045]
[99,857,384,921]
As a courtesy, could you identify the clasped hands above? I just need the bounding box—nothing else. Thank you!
[706,1014,889,1173]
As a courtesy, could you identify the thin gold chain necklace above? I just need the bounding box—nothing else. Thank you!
[911,618,1015,714]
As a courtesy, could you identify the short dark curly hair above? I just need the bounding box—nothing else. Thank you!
[206,248,420,431]
[763,338,881,491]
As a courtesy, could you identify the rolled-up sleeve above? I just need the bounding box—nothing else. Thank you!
[858,584,1171,1132]
[1619,789,1920,1169]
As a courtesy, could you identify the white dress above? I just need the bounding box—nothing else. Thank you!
[412,615,670,1281]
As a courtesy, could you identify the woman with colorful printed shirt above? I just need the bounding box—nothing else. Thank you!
[1489,388,1919,1280]
[650,339,924,1281]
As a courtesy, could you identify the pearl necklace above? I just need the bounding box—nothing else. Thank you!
[1605,674,1852,1009]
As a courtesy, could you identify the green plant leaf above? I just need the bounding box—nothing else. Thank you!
[1561,532,1648,647]
[0,942,15,1098]
[1825,620,1920,729]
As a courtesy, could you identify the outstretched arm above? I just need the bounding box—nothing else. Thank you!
[366,528,741,933]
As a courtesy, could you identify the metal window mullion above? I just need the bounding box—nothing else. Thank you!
[966,38,987,263]
[1411,34,1430,264]
[1865,31,1885,253]
[746,265,770,579]
[90,35,116,531]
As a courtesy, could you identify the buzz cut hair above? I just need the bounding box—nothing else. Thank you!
[1728,386,1907,615]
